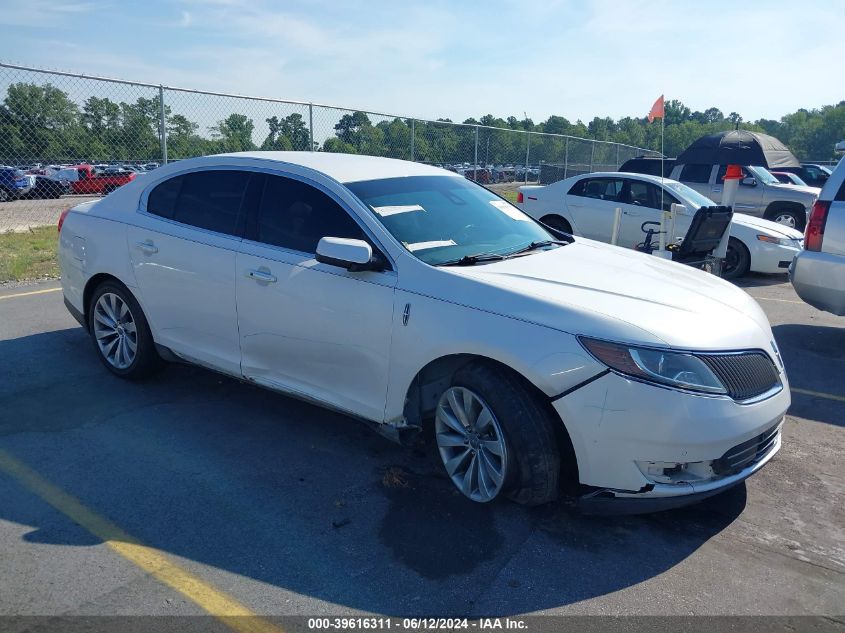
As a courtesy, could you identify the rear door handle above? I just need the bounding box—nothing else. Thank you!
[135,240,158,254]
[247,269,277,283]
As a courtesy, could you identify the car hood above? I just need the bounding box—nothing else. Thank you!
[770,183,821,198]
[732,213,804,240]
[439,239,773,350]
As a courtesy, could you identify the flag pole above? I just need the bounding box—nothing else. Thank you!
[660,98,665,211]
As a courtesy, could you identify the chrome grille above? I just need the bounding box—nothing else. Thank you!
[713,424,781,475]
[698,352,781,401]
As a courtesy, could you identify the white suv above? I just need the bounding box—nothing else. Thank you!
[58,152,789,512]
[790,155,845,315]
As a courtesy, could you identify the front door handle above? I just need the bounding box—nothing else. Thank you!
[247,269,277,283]
[135,240,158,254]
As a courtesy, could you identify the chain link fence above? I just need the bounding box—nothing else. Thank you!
[0,62,658,231]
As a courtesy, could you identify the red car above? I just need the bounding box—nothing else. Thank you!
[71,164,135,195]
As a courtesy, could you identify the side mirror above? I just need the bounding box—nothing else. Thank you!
[670,203,690,216]
[741,177,757,187]
[316,237,380,272]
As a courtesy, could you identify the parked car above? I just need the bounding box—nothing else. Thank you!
[771,171,809,187]
[58,152,789,512]
[776,163,832,188]
[21,175,72,199]
[70,164,136,195]
[619,156,677,178]
[0,167,31,202]
[516,172,804,279]
[668,163,817,230]
[790,156,845,315]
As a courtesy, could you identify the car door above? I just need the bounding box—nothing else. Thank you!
[127,169,250,376]
[564,176,626,240]
[713,164,765,214]
[235,172,397,422]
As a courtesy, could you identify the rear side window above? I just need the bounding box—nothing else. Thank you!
[147,175,183,219]
[680,164,713,184]
[255,175,366,253]
[569,177,624,202]
[147,170,250,236]
[836,178,845,202]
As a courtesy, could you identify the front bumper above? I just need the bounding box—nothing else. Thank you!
[579,423,781,514]
[552,370,790,510]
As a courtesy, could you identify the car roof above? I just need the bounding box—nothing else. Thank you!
[572,171,677,185]
[216,151,458,184]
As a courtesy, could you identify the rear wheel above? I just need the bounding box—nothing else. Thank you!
[0,188,10,202]
[722,237,751,280]
[88,281,162,379]
[434,362,562,506]
[540,214,572,234]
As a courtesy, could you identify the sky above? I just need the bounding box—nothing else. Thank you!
[1,0,844,125]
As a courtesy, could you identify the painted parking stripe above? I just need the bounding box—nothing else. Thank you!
[747,295,805,305]
[792,387,845,403]
[0,287,61,301]
[0,449,284,633]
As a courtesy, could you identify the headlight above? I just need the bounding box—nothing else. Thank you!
[579,337,727,394]
[756,234,794,246]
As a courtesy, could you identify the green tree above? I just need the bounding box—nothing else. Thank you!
[210,114,256,152]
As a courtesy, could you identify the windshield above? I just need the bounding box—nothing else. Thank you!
[346,175,555,265]
[747,165,780,185]
[664,181,716,209]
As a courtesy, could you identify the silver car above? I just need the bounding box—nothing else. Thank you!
[790,155,845,315]
[670,163,818,230]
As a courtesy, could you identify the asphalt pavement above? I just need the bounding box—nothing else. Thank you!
[0,275,843,625]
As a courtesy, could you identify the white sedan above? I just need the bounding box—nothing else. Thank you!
[59,152,789,512]
[517,172,804,279]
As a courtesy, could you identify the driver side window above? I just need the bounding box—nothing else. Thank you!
[253,175,366,253]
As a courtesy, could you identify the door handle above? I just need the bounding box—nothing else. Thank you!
[135,240,158,254]
[712,186,722,193]
[623,210,640,216]
[247,269,277,283]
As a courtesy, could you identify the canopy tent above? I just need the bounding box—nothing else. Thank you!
[677,131,800,169]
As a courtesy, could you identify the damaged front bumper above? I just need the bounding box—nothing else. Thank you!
[579,423,782,515]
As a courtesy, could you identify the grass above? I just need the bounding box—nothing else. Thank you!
[0,226,60,283]
[500,190,519,204]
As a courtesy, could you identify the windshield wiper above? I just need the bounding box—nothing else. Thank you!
[504,239,571,257]
[436,252,509,266]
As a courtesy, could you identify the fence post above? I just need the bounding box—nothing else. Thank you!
[589,141,595,172]
[474,126,479,174]
[563,137,569,179]
[411,119,415,161]
[158,85,167,165]
[616,144,620,168]
[524,131,530,184]
[308,103,314,151]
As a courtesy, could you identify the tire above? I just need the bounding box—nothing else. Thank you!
[766,207,805,231]
[722,237,751,280]
[540,214,572,234]
[88,281,163,380]
[102,185,116,196]
[0,188,10,203]
[434,361,562,506]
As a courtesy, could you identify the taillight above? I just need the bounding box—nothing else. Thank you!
[517,191,524,204]
[805,200,830,252]
[58,208,71,233]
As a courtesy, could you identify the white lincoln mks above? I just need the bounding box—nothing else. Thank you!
[58,152,790,512]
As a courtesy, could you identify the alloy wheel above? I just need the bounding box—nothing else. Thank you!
[435,386,508,502]
[773,213,797,229]
[93,292,138,369]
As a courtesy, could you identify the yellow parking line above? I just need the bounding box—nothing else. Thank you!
[748,295,804,305]
[792,387,845,403]
[0,449,284,633]
[0,287,61,301]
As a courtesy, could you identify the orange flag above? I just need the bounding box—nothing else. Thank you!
[647,95,665,123]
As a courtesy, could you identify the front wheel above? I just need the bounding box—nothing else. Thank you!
[722,237,751,280]
[767,208,805,231]
[88,281,162,379]
[434,362,562,505]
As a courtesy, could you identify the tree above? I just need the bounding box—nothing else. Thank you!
[210,114,256,152]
